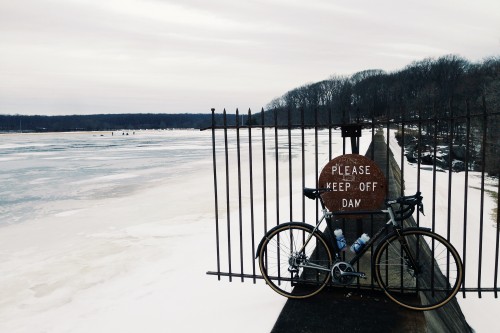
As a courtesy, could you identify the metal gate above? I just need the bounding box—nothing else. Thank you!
[204,106,500,297]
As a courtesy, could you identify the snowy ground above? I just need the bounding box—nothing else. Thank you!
[386,128,499,333]
[0,129,497,332]
[0,130,286,333]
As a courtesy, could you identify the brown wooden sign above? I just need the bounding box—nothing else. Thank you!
[318,154,387,216]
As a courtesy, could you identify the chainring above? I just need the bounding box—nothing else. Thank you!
[331,261,356,285]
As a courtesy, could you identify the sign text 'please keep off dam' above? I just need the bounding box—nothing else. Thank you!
[318,154,387,216]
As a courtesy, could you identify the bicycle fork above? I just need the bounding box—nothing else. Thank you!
[394,227,421,275]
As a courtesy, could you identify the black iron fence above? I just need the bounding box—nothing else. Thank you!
[205,106,500,297]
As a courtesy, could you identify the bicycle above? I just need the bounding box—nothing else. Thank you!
[256,188,463,311]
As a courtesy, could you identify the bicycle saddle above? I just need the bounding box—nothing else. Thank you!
[303,188,319,200]
[303,187,331,200]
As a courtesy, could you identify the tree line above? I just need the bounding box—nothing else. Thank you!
[256,55,499,124]
[254,55,499,175]
[0,113,237,132]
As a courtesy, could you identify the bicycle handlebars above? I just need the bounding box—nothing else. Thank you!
[386,191,422,205]
[386,191,424,220]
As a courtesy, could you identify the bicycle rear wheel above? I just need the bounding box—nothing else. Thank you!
[374,229,463,311]
[258,223,332,298]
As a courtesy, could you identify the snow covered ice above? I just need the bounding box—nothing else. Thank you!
[0,130,284,333]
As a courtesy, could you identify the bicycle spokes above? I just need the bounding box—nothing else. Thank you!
[258,224,332,298]
[374,229,462,311]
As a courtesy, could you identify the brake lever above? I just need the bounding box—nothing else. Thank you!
[419,203,425,216]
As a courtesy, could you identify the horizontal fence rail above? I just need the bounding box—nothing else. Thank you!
[205,107,500,297]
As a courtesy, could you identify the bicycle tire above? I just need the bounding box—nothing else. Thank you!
[258,223,332,298]
[374,229,463,311]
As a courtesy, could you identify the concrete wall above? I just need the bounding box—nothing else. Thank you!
[368,130,472,333]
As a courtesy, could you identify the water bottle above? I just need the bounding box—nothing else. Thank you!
[350,233,370,254]
[334,229,347,251]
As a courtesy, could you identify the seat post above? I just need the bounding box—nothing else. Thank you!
[318,193,327,210]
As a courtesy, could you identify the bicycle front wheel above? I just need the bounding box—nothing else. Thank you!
[374,229,463,311]
[258,223,332,298]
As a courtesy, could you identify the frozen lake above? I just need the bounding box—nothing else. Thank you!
[0,129,287,333]
[0,130,215,224]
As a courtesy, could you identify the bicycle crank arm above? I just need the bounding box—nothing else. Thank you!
[299,263,331,272]
[340,271,367,279]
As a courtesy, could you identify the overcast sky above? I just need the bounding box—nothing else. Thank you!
[0,0,499,115]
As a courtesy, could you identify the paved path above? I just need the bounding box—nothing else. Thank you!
[271,287,427,333]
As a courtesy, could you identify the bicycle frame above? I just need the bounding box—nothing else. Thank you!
[297,204,416,271]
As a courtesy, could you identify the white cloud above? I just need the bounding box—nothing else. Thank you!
[0,0,499,115]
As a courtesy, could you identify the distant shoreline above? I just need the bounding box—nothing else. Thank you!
[0,128,199,135]
[0,113,239,132]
